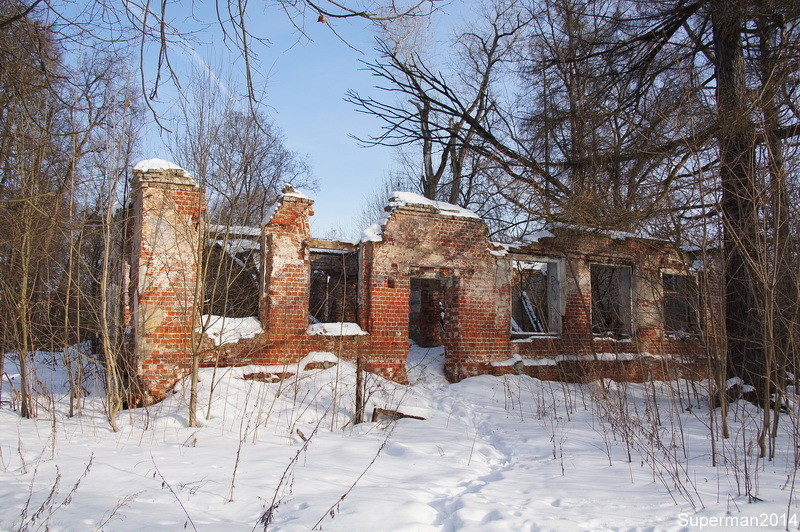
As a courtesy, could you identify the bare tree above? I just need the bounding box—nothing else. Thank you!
[0,8,73,417]
[350,0,800,439]
[0,0,441,129]
[347,1,530,237]
[169,67,316,426]
[0,1,144,426]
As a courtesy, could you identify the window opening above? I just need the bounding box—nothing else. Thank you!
[203,236,261,318]
[309,250,358,323]
[591,264,632,338]
[511,259,562,337]
[663,273,698,335]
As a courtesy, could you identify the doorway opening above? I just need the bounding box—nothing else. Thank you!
[409,278,447,347]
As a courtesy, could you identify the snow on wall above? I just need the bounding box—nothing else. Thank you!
[492,352,654,367]
[133,158,185,172]
[306,322,368,336]
[361,191,479,243]
[200,315,263,346]
[359,210,391,243]
[519,230,556,243]
[387,191,481,219]
[207,224,262,237]
[283,189,311,200]
[361,222,383,243]
[550,222,672,242]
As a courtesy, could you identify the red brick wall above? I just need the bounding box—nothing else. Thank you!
[212,202,514,383]
[212,193,409,382]
[504,227,711,379]
[126,181,717,400]
[368,207,513,381]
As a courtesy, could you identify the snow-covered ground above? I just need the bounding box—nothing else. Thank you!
[1,345,798,531]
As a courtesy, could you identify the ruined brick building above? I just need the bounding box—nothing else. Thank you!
[120,160,717,403]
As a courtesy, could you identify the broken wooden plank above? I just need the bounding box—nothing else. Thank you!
[371,407,426,423]
[242,371,294,383]
[309,238,357,253]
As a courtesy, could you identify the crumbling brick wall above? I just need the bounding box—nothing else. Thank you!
[215,192,512,383]
[360,203,513,382]
[497,227,713,381]
[123,164,717,400]
[208,188,373,373]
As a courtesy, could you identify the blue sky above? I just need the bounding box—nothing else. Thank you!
[141,2,471,238]
[262,17,397,238]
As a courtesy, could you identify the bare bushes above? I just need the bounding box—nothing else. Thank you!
[507,369,799,515]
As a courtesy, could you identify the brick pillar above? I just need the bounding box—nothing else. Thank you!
[564,258,593,355]
[633,258,663,354]
[365,272,410,383]
[261,186,314,339]
[129,159,204,403]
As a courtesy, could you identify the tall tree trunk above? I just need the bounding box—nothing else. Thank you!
[17,206,35,419]
[711,0,765,389]
[100,189,122,432]
[758,9,798,387]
